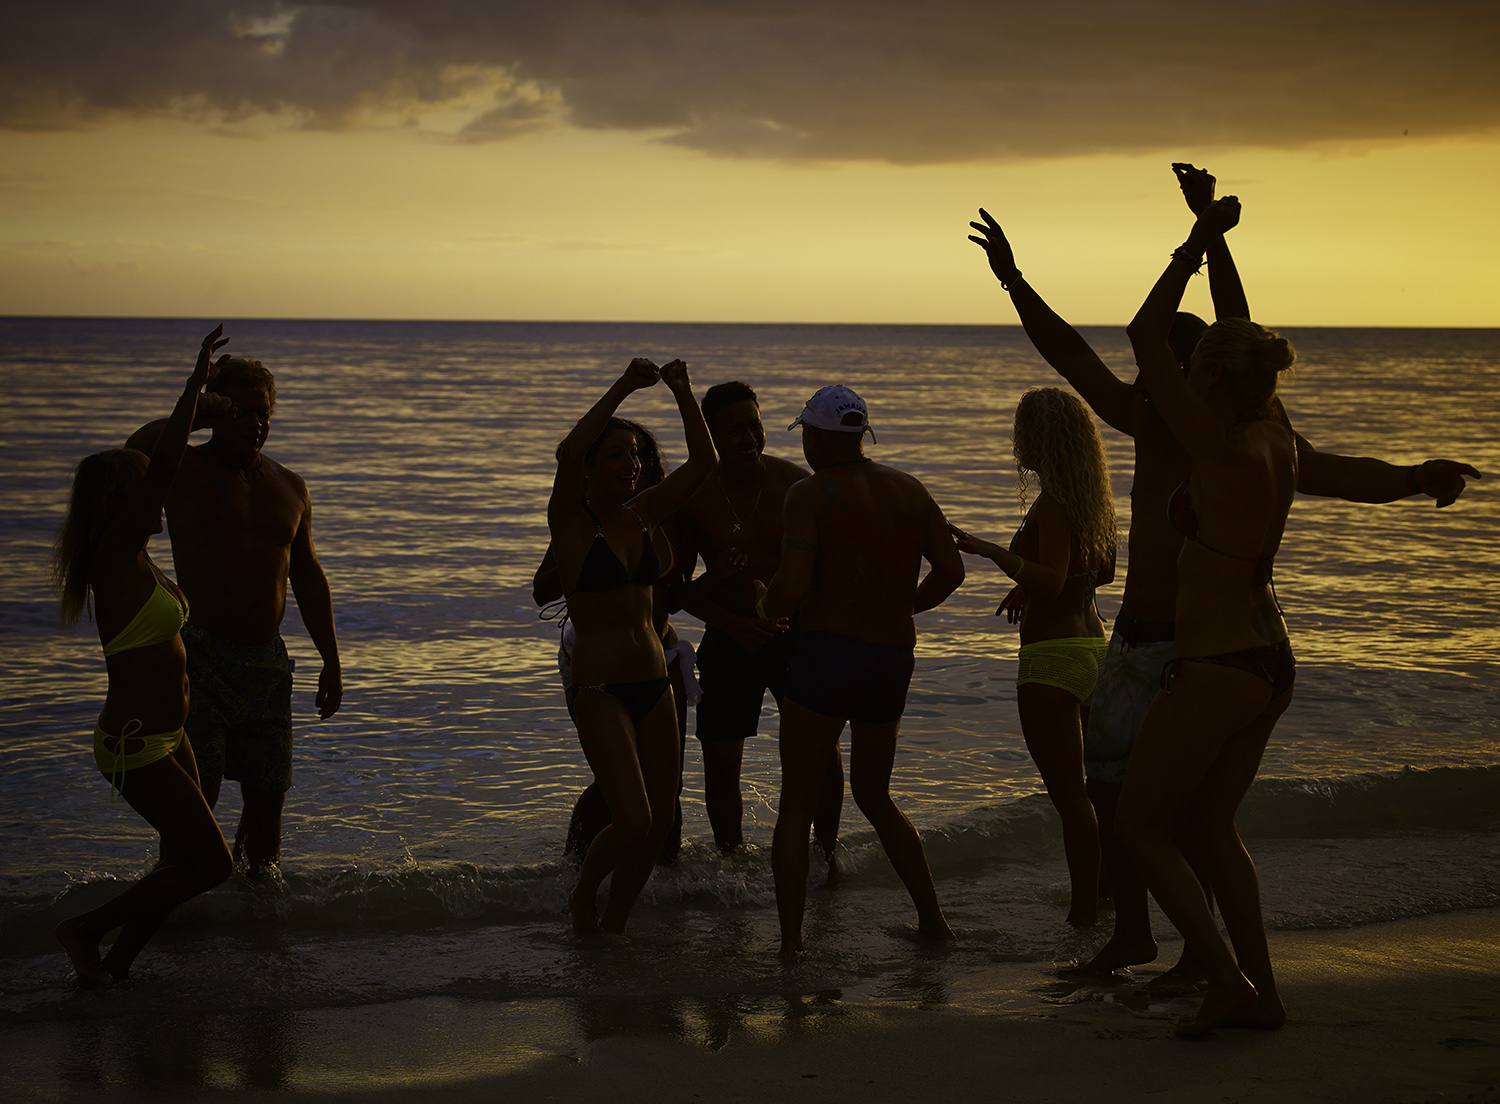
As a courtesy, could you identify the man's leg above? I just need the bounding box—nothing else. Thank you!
[771,699,845,962]
[813,744,844,883]
[234,787,285,875]
[701,738,746,851]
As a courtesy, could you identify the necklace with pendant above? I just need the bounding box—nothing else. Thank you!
[724,472,765,536]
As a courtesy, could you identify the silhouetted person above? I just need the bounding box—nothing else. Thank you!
[675,382,843,863]
[759,386,964,962]
[949,387,1117,926]
[127,347,343,877]
[54,328,234,984]
[970,163,1481,987]
[549,358,716,938]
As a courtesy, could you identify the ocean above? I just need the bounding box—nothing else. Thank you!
[1,317,1497,1091]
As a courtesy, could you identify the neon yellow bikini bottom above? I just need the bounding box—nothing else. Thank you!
[93,719,184,800]
[1016,636,1110,704]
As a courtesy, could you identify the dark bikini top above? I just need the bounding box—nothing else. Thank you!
[1010,501,1101,604]
[570,498,661,595]
[1167,481,1275,587]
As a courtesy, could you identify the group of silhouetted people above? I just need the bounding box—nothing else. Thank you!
[56,164,1478,1037]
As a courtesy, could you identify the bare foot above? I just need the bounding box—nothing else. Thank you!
[917,915,957,944]
[1075,934,1158,975]
[778,930,805,964]
[568,886,601,941]
[1174,976,1258,1037]
[823,850,841,889]
[1217,993,1287,1031]
[55,918,113,987]
[1142,961,1209,998]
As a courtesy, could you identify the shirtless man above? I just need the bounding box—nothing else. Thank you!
[759,386,966,962]
[127,356,343,876]
[676,382,843,857]
[970,164,1480,982]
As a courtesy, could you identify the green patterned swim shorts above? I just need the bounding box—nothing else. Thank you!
[184,624,295,793]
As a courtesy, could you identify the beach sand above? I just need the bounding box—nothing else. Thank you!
[7,907,1498,1103]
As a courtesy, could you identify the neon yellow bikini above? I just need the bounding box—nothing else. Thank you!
[94,579,190,797]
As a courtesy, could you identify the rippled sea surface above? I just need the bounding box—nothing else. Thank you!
[2,318,1498,1038]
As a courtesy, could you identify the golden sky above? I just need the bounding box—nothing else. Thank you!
[3,1,1498,325]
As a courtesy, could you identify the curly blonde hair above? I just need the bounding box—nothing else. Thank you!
[1012,388,1117,570]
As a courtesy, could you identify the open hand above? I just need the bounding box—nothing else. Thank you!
[190,325,231,389]
[947,520,996,559]
[1415,459,1483,507]
[1172,163,1216,215]
[968,208,1021,285]
[995,584,1026,623]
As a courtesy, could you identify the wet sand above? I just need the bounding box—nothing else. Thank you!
[7,907,1499,1103]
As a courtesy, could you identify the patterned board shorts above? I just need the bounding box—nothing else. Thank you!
[184,624,295,793]
[1083,631,1176,786]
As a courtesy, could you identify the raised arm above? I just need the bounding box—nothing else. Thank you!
[112,327,229,550]
[1125,197,1242,459]
[630,360,718,526]
[549,358,660,524]
[969,209,1135,434]
[914,496,965,614]
[1174,163,1250,321]
[124,333,236,455]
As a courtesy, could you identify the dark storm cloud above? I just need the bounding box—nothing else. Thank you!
[5,1,1497,161]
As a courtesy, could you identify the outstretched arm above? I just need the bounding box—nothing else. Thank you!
[1294,431,1481,507]
[124,333,237,456]
[1174,163,1250,321]
[969,209,1135,434]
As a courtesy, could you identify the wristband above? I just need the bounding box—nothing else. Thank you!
[999,269,1022,291]
[1406,463,1422,494]
[1171,244,1205,273]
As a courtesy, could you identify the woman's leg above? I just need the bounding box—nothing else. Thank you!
[1116,662,1274,1033]
[1018,682,1100,926]
[771,699,845,962]
[569,692,652,938]
[599,692,682,933]
[847,717,954,943]
[56,744,232,984]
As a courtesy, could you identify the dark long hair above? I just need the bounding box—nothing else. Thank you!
[51,448,148,624]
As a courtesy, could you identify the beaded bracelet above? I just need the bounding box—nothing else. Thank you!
[1171,244,1205,274]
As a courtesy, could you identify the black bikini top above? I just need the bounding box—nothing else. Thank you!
[1167,481,1275,587]
[570,498,661,595]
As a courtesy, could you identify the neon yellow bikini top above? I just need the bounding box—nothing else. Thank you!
[101,580,189,657]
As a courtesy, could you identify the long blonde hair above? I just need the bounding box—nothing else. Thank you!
[1012,388,1117,570]
[50,448,148,625]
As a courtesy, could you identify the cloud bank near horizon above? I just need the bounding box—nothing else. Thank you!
[6,1,1498,163]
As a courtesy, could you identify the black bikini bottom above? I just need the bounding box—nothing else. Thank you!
[1163,639,1295,700]
[568,677,672,726]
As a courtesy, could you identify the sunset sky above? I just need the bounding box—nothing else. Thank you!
[3,1,1498,326]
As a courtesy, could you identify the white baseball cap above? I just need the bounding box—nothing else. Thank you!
[786,385,876,442]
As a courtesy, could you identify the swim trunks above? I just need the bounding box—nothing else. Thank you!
[695,618,801,742]
[1084,619,1177,786]
[783,631,915,725]
[93,719,185,799]
[184,624,295,793]
[1016,636,1108,703]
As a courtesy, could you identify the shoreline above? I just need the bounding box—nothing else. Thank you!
[6,907,1498,1103]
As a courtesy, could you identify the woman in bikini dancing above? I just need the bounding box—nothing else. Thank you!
[1114,196,1297,1034]
[52,327,236,985]
[549,357,716,938]
[949,387,1117,925]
